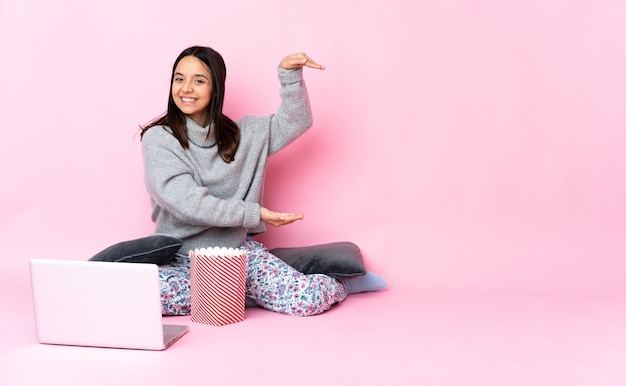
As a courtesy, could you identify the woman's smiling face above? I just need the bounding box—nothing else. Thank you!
[171,55,213,127]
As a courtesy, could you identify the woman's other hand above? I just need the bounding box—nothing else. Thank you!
[279,52,325,71]
[261,207,304,227]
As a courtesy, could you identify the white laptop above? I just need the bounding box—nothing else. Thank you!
[29,259,188,350]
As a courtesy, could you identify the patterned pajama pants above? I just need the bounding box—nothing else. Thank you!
[158,237,348,316]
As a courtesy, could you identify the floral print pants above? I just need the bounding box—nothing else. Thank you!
[158,237,348,317]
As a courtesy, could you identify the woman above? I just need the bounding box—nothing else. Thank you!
[141,46,384,316]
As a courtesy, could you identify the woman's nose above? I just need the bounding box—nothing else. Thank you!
[181,81,193,92]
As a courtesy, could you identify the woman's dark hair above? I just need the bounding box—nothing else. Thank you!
[140,46,240,163]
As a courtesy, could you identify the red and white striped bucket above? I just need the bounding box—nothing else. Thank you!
[189,247,247,326]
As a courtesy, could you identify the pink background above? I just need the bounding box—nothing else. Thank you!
[3,1,626,384]
[1,0,626,295]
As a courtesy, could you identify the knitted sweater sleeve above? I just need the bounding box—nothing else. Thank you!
[266,67,314,155]
[141,128,261,229]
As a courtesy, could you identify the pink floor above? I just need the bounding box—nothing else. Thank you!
[2,272,626,386]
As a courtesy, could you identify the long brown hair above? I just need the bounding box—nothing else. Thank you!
[141,46,240,163]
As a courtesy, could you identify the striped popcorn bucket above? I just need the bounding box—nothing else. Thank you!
[189,247,247,326]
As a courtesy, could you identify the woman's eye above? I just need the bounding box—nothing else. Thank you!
[195,79,205,84]
[174,77,183,82]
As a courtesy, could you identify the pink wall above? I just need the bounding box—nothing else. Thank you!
[1,0,625,295]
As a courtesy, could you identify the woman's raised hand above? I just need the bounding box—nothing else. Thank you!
[279,52,325,71]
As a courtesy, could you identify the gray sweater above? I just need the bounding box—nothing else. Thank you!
[141,67,312,253]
